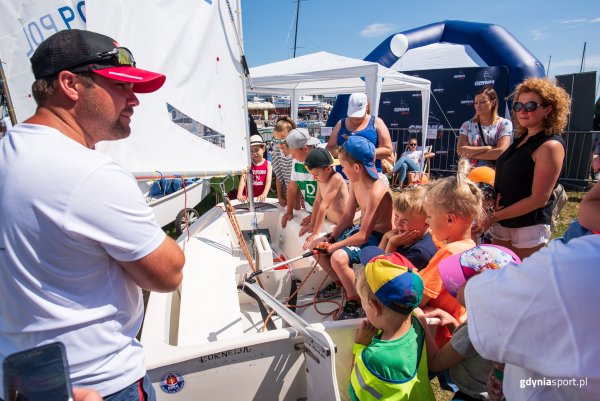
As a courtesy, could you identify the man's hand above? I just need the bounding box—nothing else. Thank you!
[354,319,377,346]
[281,212,293,228]
[73,388,103,401]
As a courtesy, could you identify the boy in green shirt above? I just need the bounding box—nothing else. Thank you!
[349,248,435,401]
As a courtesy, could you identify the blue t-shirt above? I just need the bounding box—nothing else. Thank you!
[396,232,437,270]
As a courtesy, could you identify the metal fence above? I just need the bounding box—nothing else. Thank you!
[389,128,599,191]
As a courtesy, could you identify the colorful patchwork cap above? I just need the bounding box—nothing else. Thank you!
[438,244,521,297]
[359,246,423,314]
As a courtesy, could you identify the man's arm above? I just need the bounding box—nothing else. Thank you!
[119,236,184,292]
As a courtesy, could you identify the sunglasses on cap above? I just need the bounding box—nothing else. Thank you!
[69,47,136,72]
[512,101,547,113]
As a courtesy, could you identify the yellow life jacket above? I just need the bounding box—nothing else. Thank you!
[349,319,435,400]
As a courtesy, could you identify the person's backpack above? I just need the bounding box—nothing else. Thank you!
[551,184,568,231]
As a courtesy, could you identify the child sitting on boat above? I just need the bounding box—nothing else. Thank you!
[237,134,272,202]
[315,135,393,320]
[300,147,348,248]
[378,185,438,270]
[418,159,481,348]
[281,128,320,228]
[349,249,435,401]
[415,244,521,401]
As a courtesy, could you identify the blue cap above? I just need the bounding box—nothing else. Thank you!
[343,136,378,180]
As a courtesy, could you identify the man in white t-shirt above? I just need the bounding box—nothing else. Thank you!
[460,183,600,401]
[0,30,185,400]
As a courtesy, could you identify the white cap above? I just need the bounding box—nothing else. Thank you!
[347,93,368,118]
[250,134,265,145]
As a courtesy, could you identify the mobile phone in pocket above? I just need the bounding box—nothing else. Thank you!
[3,342,73,401]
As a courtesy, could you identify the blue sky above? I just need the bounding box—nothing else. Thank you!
[242,0,600,93]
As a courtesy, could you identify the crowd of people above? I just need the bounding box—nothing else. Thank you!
[1,28,599,401]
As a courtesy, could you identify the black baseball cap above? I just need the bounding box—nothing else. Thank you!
[304,147,339,169]
[30,29,166,93]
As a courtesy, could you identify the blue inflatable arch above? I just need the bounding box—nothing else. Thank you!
[327,20,544,126]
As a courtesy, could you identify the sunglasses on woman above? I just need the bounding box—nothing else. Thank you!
[512,101,547,113]
[408,143,417,147]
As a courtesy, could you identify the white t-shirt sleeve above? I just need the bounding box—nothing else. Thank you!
[466,236,600,378]
[64,162,165,262]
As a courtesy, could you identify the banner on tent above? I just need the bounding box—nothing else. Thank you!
[378,66,510,132]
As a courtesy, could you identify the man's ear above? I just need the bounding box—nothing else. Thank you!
[56,71,82,102]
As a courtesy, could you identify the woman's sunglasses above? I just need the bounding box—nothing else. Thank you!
[512,101,546,113]
[408,143,417,147]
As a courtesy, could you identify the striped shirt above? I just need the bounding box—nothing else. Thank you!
[271,146,293,197]
[290,159,317,212]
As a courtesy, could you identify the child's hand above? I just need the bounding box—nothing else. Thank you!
[354,319,377,346]
[298,223,314,237]
[389,230,420,248]
[312,241,330,254]
[257,193,267,202]
[300,214,312,227]
[237,194,247,203]
[303,233,319,250]
[423,307,459,328]
[281,212,293,228]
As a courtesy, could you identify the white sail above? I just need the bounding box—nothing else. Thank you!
[0,0,86,122]
[87,0,249,177]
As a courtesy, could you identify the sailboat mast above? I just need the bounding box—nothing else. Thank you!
[292,0,301,58]
[546,55,551,77]
[0,58,18,125]
[580,42,587,73]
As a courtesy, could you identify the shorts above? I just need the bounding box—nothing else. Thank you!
[489,223,551,249]
[338,224,385,265]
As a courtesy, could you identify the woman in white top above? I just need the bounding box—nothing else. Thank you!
[391,138,435,186]
[457,87,513,167]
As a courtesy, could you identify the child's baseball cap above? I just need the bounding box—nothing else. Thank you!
[438,244,521,297]
[347,93,368,118]
[286,128,320,149]
[343,136,378,180]
[304,147,339,169]
[250,134,265,146]
[359,246,422,314]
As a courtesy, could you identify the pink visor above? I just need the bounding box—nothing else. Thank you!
[438,244,520,297]
[93,66,166,93]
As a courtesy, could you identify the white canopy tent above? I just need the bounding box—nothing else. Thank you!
[248,51,431,148]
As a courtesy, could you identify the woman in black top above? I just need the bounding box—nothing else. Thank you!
[491,78,571,260]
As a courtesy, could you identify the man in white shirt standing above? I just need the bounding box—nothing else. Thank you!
[0,29,185,400]
[460,182,600,401]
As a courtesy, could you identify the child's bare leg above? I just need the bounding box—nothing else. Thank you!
[317,255,340,282]
[330,250,359,300]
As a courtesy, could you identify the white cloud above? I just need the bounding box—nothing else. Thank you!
[532,28,547,41]
[360,23,397,38]
[557,17,600,25]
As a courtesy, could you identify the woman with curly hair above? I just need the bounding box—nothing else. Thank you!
[491,77,571,259]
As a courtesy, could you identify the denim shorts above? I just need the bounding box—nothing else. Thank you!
[339,225,384,265]
[490,223,551,248]
[104,375,155,401]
